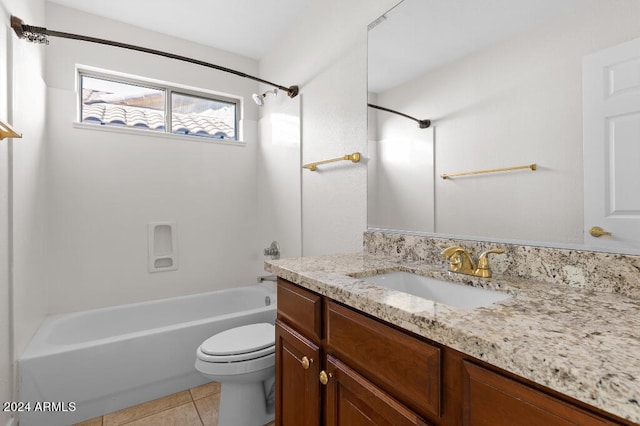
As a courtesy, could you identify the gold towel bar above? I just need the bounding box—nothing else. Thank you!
[303,152,361,171]
[0,120,22,140]
[441,163,536,179]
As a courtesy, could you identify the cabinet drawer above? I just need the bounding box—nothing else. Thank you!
[326,301,441,420]
[325,354,432,426]
[277,278,322,341]
[462,361,615,425]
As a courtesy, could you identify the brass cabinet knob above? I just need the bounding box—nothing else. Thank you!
[589,226,612,238]
[300,356,312,370]
[319,370,332,385]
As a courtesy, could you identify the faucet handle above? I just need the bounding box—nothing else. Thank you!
[475,248,505,278]
[263,241,280,259]
[441,246,477,274]
[440,246,465,269]
[440,245,465,258]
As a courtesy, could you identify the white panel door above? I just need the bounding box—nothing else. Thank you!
[583,37,640,251]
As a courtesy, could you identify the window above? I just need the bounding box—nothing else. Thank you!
[79,71,239,141]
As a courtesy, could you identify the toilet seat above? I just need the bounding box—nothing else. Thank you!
[197,323,275,364]
[194,321,277,425]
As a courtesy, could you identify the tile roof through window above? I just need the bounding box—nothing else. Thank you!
[82,103,236,140]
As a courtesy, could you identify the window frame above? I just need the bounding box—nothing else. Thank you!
[77,67,242,142]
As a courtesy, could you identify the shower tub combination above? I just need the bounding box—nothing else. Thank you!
[18,284,276,426]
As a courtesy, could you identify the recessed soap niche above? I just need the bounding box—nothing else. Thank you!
[148,222,178,272]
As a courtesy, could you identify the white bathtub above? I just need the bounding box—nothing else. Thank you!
[18,284,276,426]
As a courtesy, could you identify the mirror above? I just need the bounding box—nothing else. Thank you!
[367,0,640,253]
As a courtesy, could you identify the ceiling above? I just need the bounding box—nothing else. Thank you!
[46,0,313,60]
[45,0,591,93]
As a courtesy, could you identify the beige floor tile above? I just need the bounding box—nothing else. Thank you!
[193,393,220,426]
[122,402,202,426]
[189,381,221,401]
[73,416,103,426]
[103,391,192,426]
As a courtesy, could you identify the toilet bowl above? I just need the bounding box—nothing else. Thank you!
[195,322,275,426]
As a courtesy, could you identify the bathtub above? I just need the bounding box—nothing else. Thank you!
[18,284,276,426]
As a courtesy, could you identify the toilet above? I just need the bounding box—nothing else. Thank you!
[195,323,276,426]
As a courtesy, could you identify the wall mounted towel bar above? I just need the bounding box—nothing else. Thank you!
[441,163,536,179]
[0,120,22,140]
[303,152,361,171]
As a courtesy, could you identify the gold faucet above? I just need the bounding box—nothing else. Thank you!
[440,246,476,275]
[440,246,504,278]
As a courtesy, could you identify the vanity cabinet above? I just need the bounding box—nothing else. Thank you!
[325,300,440,420]
[275,278,431,426]
[324,354,430,426]
[462,361,614,425]
[275,278,322,425]
[275,278,631,426]
[275,321,321,425]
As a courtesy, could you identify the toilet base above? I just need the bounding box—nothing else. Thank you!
[218,381,275,426]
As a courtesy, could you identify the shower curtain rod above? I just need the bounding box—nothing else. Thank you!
[368,103,430,129]
[10,16,299,98]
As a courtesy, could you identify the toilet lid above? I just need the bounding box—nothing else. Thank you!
[201,323,275,356]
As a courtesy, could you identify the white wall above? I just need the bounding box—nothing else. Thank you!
[368,111,435,232]
[260,0,399,256]
[45,3,264,313]
[375,0,640,244]
[1,0,48,423]
[0,9,11,424]
[257,92,302,266]
[10,9,48,365]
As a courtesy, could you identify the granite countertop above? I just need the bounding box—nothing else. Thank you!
[265,252,640,424]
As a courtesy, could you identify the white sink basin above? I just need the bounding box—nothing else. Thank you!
[362,271,510,309]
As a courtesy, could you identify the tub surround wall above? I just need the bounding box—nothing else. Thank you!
[11,30,48,363]
[257,94,302,263]
[1,0,48,424]
[364,230,640,298]
[0,8,11,424]
[259,0,399,256]
[45,3,264,314]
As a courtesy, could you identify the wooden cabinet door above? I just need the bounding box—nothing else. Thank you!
[326,301,441,419]
[462,361,615,426]
[324,355,431,426]
[275,320,321,426]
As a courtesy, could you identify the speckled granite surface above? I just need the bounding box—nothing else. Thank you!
[364,230,640,298]
[265,251,640,424]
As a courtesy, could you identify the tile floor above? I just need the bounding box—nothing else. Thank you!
[72,381,275,426]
